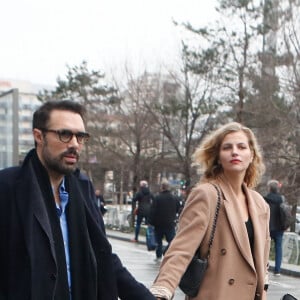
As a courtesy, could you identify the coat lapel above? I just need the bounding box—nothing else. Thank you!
[15,159,56,260]
[246,187,269,275]
[217,176,255,271]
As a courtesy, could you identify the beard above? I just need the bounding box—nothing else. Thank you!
[42,145,80,175]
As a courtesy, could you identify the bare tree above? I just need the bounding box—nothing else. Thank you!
[102,71,164,193]
[143,49,219,186]
[178,1,300,223]
[268,0,300,223]
[179,0,264,123]
[38,61,120,183]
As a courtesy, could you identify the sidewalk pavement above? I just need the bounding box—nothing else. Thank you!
[106,227,300,278]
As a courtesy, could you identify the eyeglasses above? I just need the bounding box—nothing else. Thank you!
[41,129,90,144]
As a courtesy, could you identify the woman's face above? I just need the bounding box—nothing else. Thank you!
[218,130,253,176]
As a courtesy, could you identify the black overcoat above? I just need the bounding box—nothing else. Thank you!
[0,149,155,300]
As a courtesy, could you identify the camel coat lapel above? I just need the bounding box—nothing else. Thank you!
[218,177,255,271]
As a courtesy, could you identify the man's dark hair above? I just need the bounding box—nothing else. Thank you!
[32,100,86,130]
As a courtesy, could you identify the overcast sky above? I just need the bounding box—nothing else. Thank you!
[1,0,217,86]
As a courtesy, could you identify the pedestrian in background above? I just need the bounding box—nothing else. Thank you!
[132,180,154,242]
[150,122,270,300]
[95,188,107,216]
[130,186,137,227]
[264,179,285,276]
[0,100,155,300]
[177,187,187,218]
[149,179,180,261]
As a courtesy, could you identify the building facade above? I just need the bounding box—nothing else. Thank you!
[0,79,51,169]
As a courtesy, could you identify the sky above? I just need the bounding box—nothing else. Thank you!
[0,0,217,86]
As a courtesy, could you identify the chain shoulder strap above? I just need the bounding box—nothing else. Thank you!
[206,183,222,258]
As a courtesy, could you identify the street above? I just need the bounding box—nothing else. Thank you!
[109,237,300,300]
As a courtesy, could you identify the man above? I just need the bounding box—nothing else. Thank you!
[149,179,180,261]
[0,100,155,300]
[132,180,153,242]
[95,188,107,215]
[264,179,285,276]
[177,187,187,218]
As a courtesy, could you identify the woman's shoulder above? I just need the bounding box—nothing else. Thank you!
[192,180,221,191]
[187,181,219,202]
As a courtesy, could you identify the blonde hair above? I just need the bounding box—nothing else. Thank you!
[192,122,265,188]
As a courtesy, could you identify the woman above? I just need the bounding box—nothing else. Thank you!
[150,122,270,300]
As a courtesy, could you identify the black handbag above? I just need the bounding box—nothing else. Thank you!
[281,294,298,300]
[179,184,221,297]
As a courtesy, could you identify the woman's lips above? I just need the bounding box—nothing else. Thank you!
[230,159,241,164]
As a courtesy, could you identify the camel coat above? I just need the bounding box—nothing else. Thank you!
[150,175,270,300]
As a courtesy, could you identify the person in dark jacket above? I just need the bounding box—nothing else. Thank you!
[149,179,180,261]
[95,188,107,215]
[132,180,154,242]
[264,179,285,276]
[0,100,155,300]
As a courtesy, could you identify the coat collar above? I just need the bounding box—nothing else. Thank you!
[15,149,111,258]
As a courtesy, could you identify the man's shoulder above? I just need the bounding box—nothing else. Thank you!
[133,191,143,200]
[73,168,90,181]
[156,191,176,201]
[0,167,21,196]
[0,166,21,181]
[264,192,283,204]
[71,169,95,197]
[163,191,175,198]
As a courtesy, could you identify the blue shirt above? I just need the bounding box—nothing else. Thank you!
[55,178,71,296]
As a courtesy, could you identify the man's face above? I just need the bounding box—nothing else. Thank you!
[35,109,86,177]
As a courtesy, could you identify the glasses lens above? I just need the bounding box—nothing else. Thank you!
[76,132,90,144]
[59,130,73,142]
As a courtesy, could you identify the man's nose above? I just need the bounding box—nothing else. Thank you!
[68,135,80,148]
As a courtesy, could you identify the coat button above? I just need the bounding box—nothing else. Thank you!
[228,278,235,285]
[50,273,57,280]
[221,248,227,255]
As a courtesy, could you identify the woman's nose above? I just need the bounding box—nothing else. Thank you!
[231,147,238,156]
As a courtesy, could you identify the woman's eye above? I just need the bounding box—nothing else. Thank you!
[222,145,231,150]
